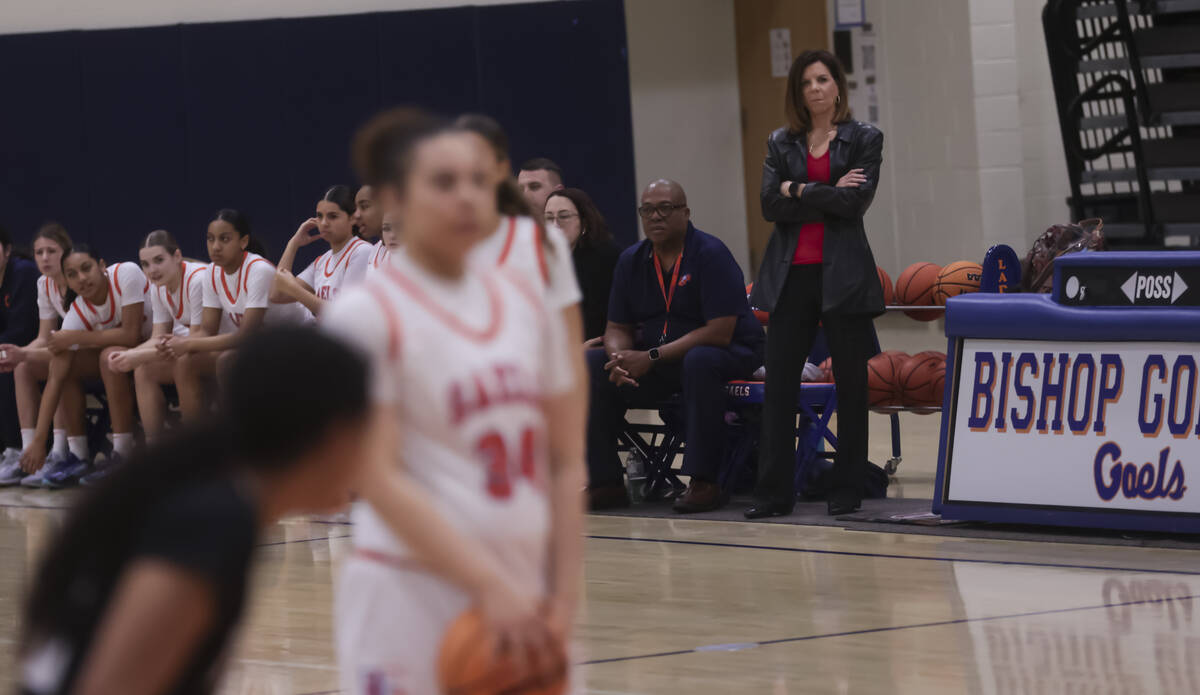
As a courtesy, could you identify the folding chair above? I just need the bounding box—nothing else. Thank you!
[82,380,112,458]
[616,394,687,501]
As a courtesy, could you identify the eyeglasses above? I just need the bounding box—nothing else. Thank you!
[545,212,579,225]
[637,203,686,219]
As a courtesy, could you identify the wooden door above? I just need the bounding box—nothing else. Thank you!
[734,0,829,273]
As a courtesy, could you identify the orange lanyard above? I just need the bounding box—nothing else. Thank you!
[652,249,683,343]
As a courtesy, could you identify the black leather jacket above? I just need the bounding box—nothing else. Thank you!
[750,120,886,317]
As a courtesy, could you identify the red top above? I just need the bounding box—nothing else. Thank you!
[791,150,830,265]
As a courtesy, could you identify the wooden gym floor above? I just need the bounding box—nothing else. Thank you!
[0,316,1196,693]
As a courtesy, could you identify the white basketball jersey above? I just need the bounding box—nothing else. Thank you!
[61,262,152,338]
[470,215,582,312]
[150,261,207,336]
[363,241,391,280]
[201,252,309,328]
[323,250,573,586]
[298,237,372,301]
[36,275,68,322]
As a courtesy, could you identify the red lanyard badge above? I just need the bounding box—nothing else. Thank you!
[652,250,683,344]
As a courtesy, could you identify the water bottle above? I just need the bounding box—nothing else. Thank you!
[625,451,647,503]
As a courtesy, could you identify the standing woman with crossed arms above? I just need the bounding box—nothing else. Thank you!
[747,49,886,519]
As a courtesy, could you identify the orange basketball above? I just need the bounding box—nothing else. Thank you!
[931,363,946,408]
[894,262,941,321]
[933,261,983,305]
[899,351,947,407]
[867,350,908,407]
[438,609,567,695]
[876,266,894,306]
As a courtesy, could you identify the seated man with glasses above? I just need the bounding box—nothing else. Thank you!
[586,179,765,512]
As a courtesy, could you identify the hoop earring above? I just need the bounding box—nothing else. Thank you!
[836,95,841,105]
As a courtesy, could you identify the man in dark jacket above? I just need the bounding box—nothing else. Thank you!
[586,180,764,512]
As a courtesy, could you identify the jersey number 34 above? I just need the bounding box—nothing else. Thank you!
[477,428,538,499]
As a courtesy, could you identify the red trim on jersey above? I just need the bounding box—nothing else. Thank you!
[534,224,549,285]
[215,252,248,305]
[70,303,94,332]
[322,237,367,278]
[214,254,270,308]
[242,257,270,296]
[370,242,390,269]
[78,270,118,328]
[364,285,403,362]
[165,263,206,322]
[496,217,518,265]
[47,277,62,308]
[40,276,67,318]
[380,263,504,344]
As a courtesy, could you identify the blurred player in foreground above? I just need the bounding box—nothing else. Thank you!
[324,107,586,694]
[19,326,385,695]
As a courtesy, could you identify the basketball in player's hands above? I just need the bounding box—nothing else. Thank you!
[439,608,567,695]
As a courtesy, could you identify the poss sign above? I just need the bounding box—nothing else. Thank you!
[944,339,1200,514]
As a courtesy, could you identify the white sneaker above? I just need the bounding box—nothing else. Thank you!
[21,451,65,488]
[0,450,23,486]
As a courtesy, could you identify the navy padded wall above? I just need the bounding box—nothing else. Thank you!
[179,18,291,259]
[78,26,187,259]
[0,0,637,263]
[0,31,89,245]
[376,7,482,115]
[476,0,637,245]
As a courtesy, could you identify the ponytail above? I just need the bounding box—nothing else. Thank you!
[213,208,267,257]
[496,179,555,275]
[497,178,531,218]
[141,229,180,256]
[322,185,357,217]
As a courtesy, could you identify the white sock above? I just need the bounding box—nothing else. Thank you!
[21,428,35,452]
[52,429,68,456]
[67,436,89,461]
[111,432,134,458]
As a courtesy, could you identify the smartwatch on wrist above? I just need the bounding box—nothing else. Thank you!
[789,181,801,198]
[648,347,661,362]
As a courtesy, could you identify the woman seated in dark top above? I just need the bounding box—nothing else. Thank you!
[544,188,621,343]
[19,326,387,695]
[0,224,40,462]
